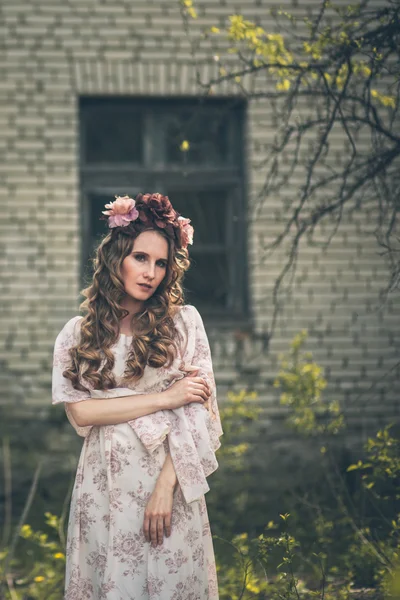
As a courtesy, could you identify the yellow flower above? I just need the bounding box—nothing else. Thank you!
[246,580,261,593]
[34,576,45,583]
[181,0,197,18]
[371,89,396,108]
[276,79,291,91]
[20,524,33,538]
[361,65,371,77]
[180,140,190,152]
[210,26,220,34]
[54,552,65,559]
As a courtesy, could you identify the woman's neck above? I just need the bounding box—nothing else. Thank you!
[119,297,144,334]
[120,295,144,316]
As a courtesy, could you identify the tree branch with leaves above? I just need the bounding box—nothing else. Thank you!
[180,0,400,336]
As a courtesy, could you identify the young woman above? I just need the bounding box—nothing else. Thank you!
[52,193,223,600]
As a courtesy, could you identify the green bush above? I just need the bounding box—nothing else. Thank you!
[0,512,65,600]
[213,331,400,599]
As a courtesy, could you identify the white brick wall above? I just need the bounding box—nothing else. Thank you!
[1,0,399,429]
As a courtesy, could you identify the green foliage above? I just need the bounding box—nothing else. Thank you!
[273,332,399,596]
[274,330,344,436]
[216,532,268,600]
[347,425,400,500]
[203,4,397,109]
[206,389,265,536]
[0,513,65,600]
[228,15,293,73]
[218,389,261,464]
[213,331,399,598]
[345,425,400,593]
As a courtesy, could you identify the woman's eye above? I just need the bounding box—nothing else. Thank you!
[157,261,167,268]
[134,254,145,262]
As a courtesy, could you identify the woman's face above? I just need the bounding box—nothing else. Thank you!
[120,230,169,303]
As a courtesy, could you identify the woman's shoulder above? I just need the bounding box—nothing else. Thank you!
[173,303,198,318]
[55,315,83,344]
[173,304,203,330]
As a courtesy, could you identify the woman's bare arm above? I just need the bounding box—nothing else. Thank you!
[68,391,167,427]
[68,375,211,428]
[156,452,178,489]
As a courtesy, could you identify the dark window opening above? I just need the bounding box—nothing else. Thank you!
[79,97,247,320]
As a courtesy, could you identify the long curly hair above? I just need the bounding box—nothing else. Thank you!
[63,202,191,392]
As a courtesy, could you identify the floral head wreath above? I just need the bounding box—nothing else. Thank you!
[101,193,194,250]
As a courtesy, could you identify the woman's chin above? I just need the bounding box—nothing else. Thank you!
[126,289,154,301]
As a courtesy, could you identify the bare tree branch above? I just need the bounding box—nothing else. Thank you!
[180,0,400,335]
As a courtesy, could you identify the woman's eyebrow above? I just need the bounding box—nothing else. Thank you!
[132,251,167,260]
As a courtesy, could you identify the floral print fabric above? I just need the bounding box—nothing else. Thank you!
[52,305,222,600]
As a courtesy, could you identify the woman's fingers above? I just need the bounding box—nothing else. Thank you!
[157,517,164,546]
[191,383,209,396]
[150,519,158,546]
[143,514,150,542]
[189,376,209,387]
[164,514,172,538]
[189,379,212,397]
[191,386,211,403]
[146,515,172,546]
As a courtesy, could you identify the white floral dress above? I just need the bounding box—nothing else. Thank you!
[52,305,223,600]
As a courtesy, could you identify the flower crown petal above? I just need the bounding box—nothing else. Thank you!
[101,193,194,250]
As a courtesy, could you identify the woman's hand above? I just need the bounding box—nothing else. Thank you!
[143,480,174,547]
[161,371,211,410]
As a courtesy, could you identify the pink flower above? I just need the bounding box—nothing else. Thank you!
[102,195,139,228]
[136,193,177,227]
[178,216,194,247]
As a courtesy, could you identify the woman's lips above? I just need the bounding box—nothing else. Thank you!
[138,283,152,290]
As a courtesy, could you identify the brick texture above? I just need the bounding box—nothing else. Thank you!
[1,0,399,434]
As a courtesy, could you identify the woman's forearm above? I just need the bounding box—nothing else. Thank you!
[156,451,178,489]
[68,392,166,427]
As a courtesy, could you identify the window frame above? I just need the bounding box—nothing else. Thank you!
[79,96,249,323]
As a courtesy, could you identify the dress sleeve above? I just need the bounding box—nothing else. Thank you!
[52,316,92,438]
[179,305,223,439]
[166,305,223,503]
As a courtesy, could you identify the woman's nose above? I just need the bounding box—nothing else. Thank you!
[144,264,155,279]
